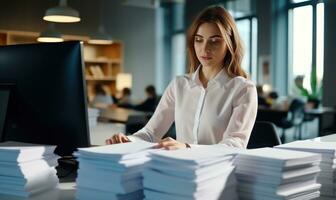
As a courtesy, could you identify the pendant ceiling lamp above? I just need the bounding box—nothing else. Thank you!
[43,0,80,23]
[88,26,113,45]
[88,0,112,45]
[37,23,64,43]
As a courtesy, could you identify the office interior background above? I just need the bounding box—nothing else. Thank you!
[0,0,335,141]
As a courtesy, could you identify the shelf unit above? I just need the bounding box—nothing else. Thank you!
[0,30,123,101]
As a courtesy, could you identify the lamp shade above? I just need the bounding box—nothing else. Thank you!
[116,73,132,91]
[88,26,113,45]
[37,24,64,43]
[43,0,80,23]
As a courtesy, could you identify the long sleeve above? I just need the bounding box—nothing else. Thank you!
[128,68,258,148]
[128,80,176,143]
[218,84,258,148]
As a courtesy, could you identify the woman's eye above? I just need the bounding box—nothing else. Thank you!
[210,38,222,43]
[194,37,203,42]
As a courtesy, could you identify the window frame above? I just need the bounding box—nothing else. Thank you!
[235,15,258,81]
[287,0,324,94]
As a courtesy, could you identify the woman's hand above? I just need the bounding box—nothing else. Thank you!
[155,137,188,150]
[105,133,131,145]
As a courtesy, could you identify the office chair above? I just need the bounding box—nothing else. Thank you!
[323,106,336,134]
[302,112,316,137]
[275,99,305,142]
[125,115,149,134]
[247,121,281,149]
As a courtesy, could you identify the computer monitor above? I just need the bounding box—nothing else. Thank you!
[0,41,90,156]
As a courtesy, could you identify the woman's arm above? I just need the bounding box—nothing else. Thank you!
[218,84,258,148]
[128,80,176,143]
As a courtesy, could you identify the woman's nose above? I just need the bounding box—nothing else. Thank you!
[204,42,211,53]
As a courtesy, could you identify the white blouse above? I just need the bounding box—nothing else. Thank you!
[128,66,258,148]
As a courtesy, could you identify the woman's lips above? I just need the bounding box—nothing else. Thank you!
[201,56,212,60]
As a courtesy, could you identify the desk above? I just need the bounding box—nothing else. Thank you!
[98,107,150,123]
[305,107,336,137]
[257,107,336,137]
[1,133,336,200]
[313,133,336,142]
[0,123,122,200]
[0,182,76,200]
[89,122,125,145]
[0,122,132,200]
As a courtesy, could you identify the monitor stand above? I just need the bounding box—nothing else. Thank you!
[56,156,78,182]
[0,84,13,141]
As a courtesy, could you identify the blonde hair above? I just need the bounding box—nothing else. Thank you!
[187,6,247,78]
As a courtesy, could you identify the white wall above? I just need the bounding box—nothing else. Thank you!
[103,0,156,100]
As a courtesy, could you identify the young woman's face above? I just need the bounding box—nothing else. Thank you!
[194,22,227,69]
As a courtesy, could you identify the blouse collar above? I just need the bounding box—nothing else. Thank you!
[189,65,230,88]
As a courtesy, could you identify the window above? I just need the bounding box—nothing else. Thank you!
[171,3,186,76]
[171,33,186,76]
[236,19,250,73]
[291,0,310,3]
[288,0,324,94]
[316,3,324,83]
[291,6,313,78]
[221,0,257,81]
[236,17,258,81]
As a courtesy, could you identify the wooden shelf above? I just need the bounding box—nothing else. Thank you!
[0,29,124,102]
[0,32,7,45]
[84,58,121,65]
[5,30,39,44]
[86,77,116,81]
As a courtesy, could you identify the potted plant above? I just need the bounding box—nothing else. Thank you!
[295,65,322,109]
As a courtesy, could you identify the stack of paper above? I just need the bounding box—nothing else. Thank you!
[234,147,322,200]
[143,145,239,200]
[0,141,59,198]
[275,141,336,199]
[88,108,100,129]
[75,141,156,200]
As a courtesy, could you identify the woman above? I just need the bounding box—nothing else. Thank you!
[117,87,133,108]
[133,85,158,112]
[106,6,257,150]
[91,84,113,107]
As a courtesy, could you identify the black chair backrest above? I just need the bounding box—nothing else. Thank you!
[125,115,148,135]
[288,99,305,125]
[247,121,281,149]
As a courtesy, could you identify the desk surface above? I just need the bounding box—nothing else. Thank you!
[0,122,120,200]
[89,122,125,146]
[98,107,150,123]
[305,107,336,115]
[258,106,335,114]
[0,183,76,200]
[2,133,336,200]
[313,133,336,142]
